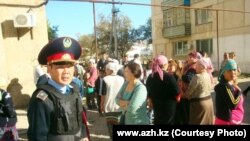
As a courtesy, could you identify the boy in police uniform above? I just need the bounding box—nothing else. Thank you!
[27,37,89,141]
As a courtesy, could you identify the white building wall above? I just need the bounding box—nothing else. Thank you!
[212,34,250,72]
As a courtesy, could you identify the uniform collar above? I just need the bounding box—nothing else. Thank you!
[48,79,72,94]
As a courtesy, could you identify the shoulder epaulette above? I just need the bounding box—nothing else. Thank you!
[36,91,48,101]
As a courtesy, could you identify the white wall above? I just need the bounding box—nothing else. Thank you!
[212,34,250,72]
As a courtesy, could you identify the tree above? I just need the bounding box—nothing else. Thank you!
[95,14,112,54]
[95,14,132,58]
[116,14,132,57]
[129,18,152,44]
[129,28,143,43]
[78,34,95,61]
[79,14,151,59]
[47,21,58,41]
[144,18,152,44]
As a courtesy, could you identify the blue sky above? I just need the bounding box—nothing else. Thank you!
[46,0,151,39]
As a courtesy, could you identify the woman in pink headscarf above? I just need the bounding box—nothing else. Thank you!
[146,55,180,124]
[184,58,214,124]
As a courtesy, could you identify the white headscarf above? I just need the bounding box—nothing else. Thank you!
[106,59,120,75]
[89,58,95,64]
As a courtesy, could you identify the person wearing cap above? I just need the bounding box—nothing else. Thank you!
[146,55,180,124]
[184,58,214,124]
[214,59,244,125]
[101,60,124,138]
[27,37,89,141]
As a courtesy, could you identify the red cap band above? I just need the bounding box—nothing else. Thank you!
[47,52,75,64]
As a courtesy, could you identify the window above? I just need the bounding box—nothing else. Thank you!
[196,39,213,54]
[163,8,190,28]
[174,41,189,55]
[195,7,212,25]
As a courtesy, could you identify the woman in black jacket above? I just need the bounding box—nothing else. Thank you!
[214,59,244,125]
[0,89,18,141]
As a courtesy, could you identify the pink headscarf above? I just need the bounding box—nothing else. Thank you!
[189,51,202,59]
[151,55,168,80]
[197,58,208,70]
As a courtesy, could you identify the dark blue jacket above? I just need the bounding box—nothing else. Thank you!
[0,89,17,127]
[214,76,242,121]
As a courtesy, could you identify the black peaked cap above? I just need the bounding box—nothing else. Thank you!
[38,37,82,65]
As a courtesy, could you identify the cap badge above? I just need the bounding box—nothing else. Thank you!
[62,53,72,60]
[63,38,72,48]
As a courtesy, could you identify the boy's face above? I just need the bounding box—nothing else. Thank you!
[48,62,75,86]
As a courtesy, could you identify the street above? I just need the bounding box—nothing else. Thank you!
[16,78,250,141]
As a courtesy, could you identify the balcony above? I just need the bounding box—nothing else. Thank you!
[162,0,190,10]
[163,23,191,38]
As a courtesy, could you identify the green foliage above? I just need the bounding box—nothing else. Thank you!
[129,18,152,44]
[116,14,132,58]
[95,13,132,58]
[96,14,112,54]
[78,34,95,59]
[78,15,152,59]
[144,18,152,44]
[47,21,58,41]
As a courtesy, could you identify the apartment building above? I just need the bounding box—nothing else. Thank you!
[0,0,48,107]
[151,0,250,72]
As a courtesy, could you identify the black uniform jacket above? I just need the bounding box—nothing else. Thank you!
[27,84,87,141]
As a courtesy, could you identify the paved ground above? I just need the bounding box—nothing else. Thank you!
[16,77,250,141]
[16,107,111,141]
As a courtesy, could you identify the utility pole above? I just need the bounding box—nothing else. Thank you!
[110,0,119,58]
[216,10,220,71]
[93,2,98,61]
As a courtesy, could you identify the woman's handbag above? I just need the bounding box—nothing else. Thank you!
[105,111,123,125]
[87,86,94,94]
[119,112,126,125]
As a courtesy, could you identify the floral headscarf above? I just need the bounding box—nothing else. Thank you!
[151,55,168,80]
[197,58,208,69]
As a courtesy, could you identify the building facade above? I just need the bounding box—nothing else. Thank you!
[151,0,250,72]
[0,0,48,107]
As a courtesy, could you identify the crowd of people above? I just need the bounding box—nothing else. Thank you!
[68,48,245,137]
[0,36,247,141]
